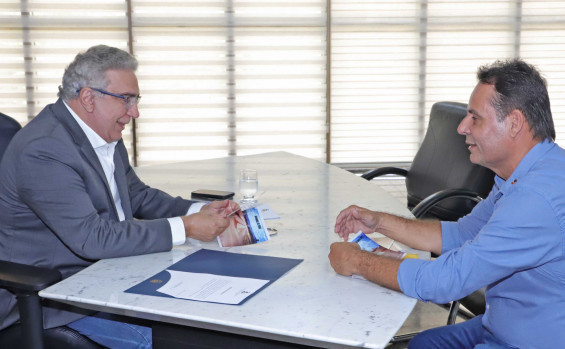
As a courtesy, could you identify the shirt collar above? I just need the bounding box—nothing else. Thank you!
[493,139,555,200]
[63,100,117,151]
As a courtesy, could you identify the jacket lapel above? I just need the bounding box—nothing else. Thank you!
[113,143,133,220]
[52,99,123,220]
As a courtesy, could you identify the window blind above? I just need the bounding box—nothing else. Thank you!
[521,1,565,139]
[2,0,565,167]
[131,0,327,164]
[331,0,565,164]
[0,0,134,155]
[330,0,422,164]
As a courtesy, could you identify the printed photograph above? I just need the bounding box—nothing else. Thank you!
[218,208,269,247]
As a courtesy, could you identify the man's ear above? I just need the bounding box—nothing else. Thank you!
[78,88,95,113]
[508,109,525,138]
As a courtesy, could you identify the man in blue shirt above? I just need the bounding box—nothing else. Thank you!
[329,59,565,348]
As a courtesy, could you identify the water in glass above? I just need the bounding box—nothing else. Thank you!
[239,169,258,202]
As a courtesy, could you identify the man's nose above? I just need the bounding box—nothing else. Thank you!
[457,115,471,135]
[127,103,140,119]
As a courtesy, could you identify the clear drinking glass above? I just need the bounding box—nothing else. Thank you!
[239,169,258,203]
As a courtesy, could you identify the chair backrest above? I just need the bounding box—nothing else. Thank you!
[405,102,495,221]
[0,112,22,162]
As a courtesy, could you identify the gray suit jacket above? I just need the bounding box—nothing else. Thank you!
[0,99,194,329]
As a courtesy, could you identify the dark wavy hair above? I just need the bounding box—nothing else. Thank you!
[477,59,555,141]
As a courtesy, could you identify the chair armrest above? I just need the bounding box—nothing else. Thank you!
[361,167,408,180]
[447,287,486,325]
[411,188,482,219]
[0,260,61,293]
[447,300,462,325]
[0,261,63,349]
[458,287,486,317]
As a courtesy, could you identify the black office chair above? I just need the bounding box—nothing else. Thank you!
[362,102,495,221]
[361,102,494,343]
[0,112,104,349]
[0,261,105,349]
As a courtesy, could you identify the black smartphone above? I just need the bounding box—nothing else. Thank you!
[191,189,235,201]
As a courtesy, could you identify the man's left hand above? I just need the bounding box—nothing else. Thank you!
[201,199,240,217]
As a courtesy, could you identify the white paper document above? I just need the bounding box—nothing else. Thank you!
[256,203,280,220]
[157,270,269,304]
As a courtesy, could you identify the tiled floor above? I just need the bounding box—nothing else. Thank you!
[369,177,464,348]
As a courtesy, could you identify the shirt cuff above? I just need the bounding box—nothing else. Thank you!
[168,202,208,246]
[168,217,186,246]
[397,258,428,300]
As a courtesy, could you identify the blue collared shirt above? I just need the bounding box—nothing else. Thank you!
[398,140,565,348]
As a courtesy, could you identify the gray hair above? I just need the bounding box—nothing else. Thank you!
[58,45,138,102]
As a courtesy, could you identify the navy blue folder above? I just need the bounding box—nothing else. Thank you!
[125,249,303,305]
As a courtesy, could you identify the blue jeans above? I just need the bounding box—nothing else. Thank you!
[408,315,515,349]
[67,312,152,349]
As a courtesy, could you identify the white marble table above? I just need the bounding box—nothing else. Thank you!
[40,151,428,349]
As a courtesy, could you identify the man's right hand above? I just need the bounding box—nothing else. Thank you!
[334,205,380,241]
[181,200,237,241]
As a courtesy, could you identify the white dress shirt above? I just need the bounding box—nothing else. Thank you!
[63,101,204,245]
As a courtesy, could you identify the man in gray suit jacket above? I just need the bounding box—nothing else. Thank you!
[0,45,239,348]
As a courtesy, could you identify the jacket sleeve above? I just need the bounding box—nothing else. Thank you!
[16,135,175,260]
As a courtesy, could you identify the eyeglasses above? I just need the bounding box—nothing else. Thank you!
[85,87,141,109]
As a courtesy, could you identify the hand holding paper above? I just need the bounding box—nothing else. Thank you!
[328,231,418,281]
[349,231,418,260]
[217,207,270,247]
[182,201,236,241]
